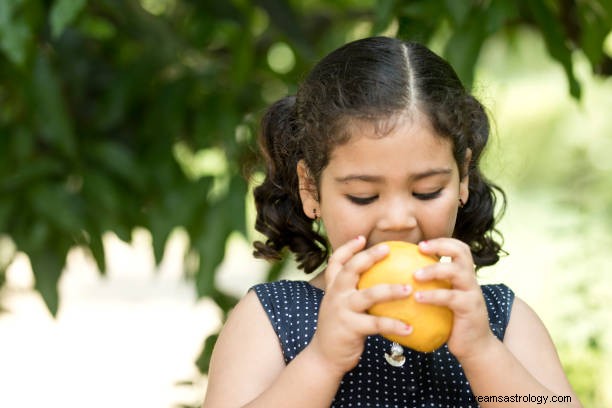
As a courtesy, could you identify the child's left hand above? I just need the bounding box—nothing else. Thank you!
[414,238,497,360]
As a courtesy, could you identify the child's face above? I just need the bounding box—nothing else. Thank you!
[299,112,469,251]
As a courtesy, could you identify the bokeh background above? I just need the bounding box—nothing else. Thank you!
[1,1,611,407]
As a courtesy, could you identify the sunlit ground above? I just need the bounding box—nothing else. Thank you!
[1,31,612,407]
[0,230,222,408]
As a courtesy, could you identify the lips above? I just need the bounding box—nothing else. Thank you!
[366,237,421,249]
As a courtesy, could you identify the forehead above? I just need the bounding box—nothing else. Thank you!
[326,114,456,177]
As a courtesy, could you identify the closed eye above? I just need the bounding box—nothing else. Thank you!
[346,195,378,205]
[413,189,443,200]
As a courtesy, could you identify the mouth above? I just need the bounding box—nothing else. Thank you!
[366,238,420,249]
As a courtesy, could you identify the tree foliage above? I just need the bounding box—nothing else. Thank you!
[0,0,610,394]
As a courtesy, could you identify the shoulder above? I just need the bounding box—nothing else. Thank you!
[203,289,285,407]
[504,296,580,399]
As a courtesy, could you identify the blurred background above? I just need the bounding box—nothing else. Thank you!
[1,1,611,407]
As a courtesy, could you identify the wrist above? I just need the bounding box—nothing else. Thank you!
[302,339,347,383]
[454,332,501,367]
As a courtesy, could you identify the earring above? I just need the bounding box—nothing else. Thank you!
[312,208,322,233]
[458,198,465,208]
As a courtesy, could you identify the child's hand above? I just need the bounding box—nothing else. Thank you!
[414,238,497,360]
[308,236,413,376]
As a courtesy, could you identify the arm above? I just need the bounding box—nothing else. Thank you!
[202,291,344,408]
[203,237,412,407]
[415,239,581,408]
[459,297,581,408]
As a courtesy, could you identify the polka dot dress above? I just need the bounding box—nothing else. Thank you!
[252,280,514,408]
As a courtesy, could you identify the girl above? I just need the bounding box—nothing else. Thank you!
[203,37,581,407]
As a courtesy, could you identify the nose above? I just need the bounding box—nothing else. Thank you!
[377,196,417,232]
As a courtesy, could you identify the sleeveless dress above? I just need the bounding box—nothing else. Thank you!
[252,280,514,408]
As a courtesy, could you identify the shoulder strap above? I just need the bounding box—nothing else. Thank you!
[251,280,323,363]
[481,284,515,340]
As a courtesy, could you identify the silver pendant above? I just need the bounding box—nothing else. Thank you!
[384,342,405,367]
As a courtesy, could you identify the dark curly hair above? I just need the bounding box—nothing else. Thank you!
[253,36,506,273]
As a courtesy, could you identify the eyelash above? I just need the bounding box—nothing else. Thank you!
[413,189,443,200]
[347,195,378,205]
[346,189,443,205]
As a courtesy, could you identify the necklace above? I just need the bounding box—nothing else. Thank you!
[384,342,406,367]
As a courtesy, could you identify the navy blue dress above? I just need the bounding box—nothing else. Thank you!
[252,280,514,408]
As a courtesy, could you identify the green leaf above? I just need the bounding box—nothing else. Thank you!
[0,0,33,67]
[89,141,145,190]
[0,200,14,233]
[87,230,106,275]
[195,334,219,374]
[29,247,65,316]
[576,2,611,67]
[31,50,78,158]
[372,0,396,35]
[444,0,471,26]
[226,176,248,236]
[254,0,313,59]
[28,183,84,234]
[484,0,519,34]
[525,0,581,99]
[396,0,445,44]
[50,0,87,39]
[0,157,65,192]
[193,201,231,298]
[81,169,123,215]
[147,178,211,264]
[444,13,486,89]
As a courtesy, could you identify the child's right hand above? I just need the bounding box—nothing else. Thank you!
[308,236,414,377]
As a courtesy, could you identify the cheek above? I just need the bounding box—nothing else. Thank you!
[321,206,364,248]
[422,200,459,236]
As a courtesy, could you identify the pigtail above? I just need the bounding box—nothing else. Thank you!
[252,96,328,273]
[455,171,506,267]
[419,80,506,268]
[452,95,507,267]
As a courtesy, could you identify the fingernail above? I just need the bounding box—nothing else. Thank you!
[418,240,429,249]
[414,269,425,279]
[376,243,389,254]
[415,291,424,302]
[403,284,412,294]
[402,324,413,334]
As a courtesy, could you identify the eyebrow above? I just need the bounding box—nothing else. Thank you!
[334,168,453,183]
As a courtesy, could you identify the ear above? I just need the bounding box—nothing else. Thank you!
[297,160,319,219]
[459,148,472,205]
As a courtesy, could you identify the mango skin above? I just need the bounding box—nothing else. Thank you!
[358,241,453,352]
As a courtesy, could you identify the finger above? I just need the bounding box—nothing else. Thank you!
[418,239,475,271]
[349,283,412,312]
[414,288,456,307]
[413,262,472,290]
[352,314,413,338]
[333,242,390,290]
[325,236,367,287]
[414,287,481,310]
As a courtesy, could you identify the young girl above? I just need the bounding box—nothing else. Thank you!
[203,37,581,407]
